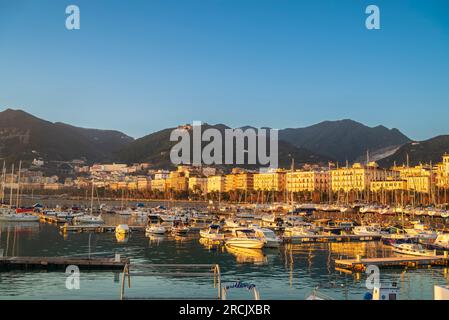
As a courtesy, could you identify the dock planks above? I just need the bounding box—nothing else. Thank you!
[59,225,146,233]
[335,255,449,272]
[283,234,382,244]
[0,256,129,271]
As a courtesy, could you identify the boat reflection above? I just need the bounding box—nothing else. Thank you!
[115,232,129,243]
[199,237,224,251]
[0,221,40,231]
[147,234,165,245]
[226,246,268,265]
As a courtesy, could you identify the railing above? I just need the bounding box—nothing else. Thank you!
[120,263,221,300]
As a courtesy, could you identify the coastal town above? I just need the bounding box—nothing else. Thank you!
[5,153,449,207]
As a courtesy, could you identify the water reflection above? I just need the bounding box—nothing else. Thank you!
[0,217,447,299]
[226,246,268,265]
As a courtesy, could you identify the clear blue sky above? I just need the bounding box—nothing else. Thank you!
[0,0,448,140]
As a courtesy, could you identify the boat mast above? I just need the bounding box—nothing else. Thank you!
[9,163,14,209]
[1,160,5,205]
[16,160,22,208]
[90,178,94,215]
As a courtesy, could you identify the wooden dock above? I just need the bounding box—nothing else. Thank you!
[0,256,129,271]
[335,255,449,272]
[283,234,382,244]
[60,225,146,233]
[40,215,68,224]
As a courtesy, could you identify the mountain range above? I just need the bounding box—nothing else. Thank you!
[0,108,446,169]
[0,109,133,163]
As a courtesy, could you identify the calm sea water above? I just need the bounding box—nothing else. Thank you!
[0,215,448,300]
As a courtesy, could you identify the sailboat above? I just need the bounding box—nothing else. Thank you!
[0,162,39,222]
[74,180,104,225]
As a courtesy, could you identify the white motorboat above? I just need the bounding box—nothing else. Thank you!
[225,218,241,228]
[115,224,130,235]
[225,228,265,249]
[253,227,281,248]
[74,214,104,224]
[430,234,449,250]
[117,209,133,216]
[353,225,382,236]
[284,222,318,237]
[0,211,39,222]
[146,224,166,235]
[199,224,225,241]
[391,243,435,256]
[404,223,438,240]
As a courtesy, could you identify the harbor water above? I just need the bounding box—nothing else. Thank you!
[0,215,448,300]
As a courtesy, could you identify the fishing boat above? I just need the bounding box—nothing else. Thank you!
[391,243,435,256]
[225,228,265,249]
[199,224,225,241]
[253,227,282,248]
[115,224,130,235]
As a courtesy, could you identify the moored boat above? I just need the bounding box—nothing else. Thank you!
[225,228,265,249]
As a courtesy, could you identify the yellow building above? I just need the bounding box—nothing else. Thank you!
[392,164,432,193]
[224,172,254,192]
[188,176,208,194]
[253,170,286,191]
[286,170,329,192]
[151,178,168,192]
[436,154,449,188]
[207,175,226,193]
[167,171,188,192]
[331,162,390,192]
[136,177,151,190]
[370,179,407,191]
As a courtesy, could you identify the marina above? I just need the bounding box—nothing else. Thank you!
[2,200,449,300]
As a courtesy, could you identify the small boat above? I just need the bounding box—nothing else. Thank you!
[428,234,449,250]
[353,225,382,236]
[253,227,282,248]
[115,224,130,235]
[171,221,190,235]
[225,228,265,249]
[404,223,438,240]
[0,212,39,222]
[117,209,133,216]
[284,222,318,237]
[225,218,241,228]
[391,243,435,256]
[74,214,104,224]
[200,224,225,241]
[146,224,166,235]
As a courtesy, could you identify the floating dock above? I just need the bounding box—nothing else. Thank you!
[335,255,449,272]
[60,225,146,233]
[40,215,68,224]
[283,234,382,244]
[0,256,129,271]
